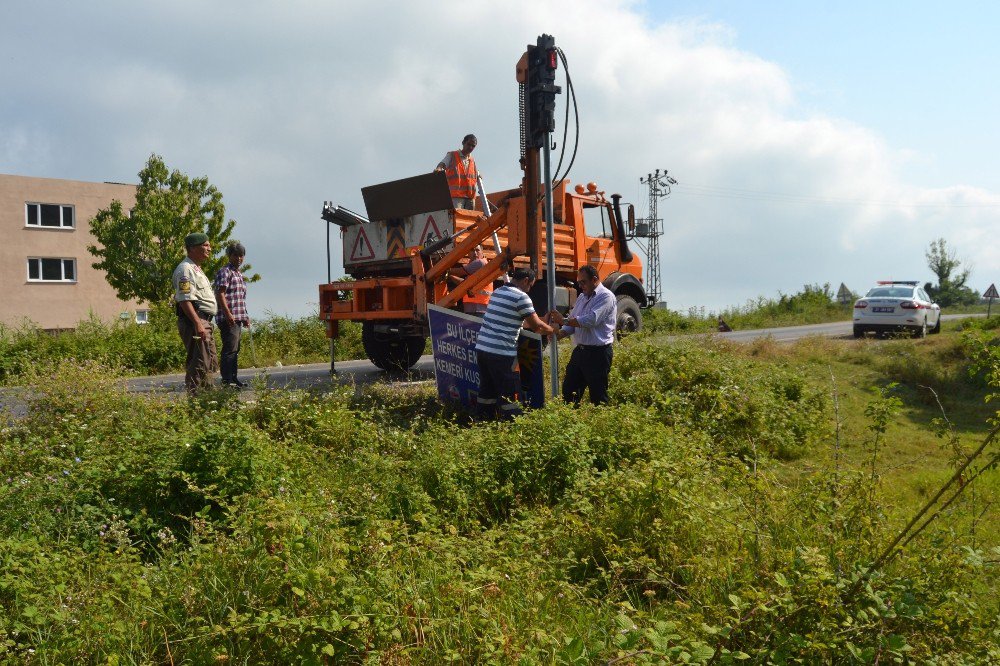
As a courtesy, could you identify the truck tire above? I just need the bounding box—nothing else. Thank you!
[615,295,642,336]
[362,322,426,371]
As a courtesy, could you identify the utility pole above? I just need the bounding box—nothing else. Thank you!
[637,169,676,306]
[519,34,562,397]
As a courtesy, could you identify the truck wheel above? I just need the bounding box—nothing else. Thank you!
[362,322,426,371]
[616,295,642,337]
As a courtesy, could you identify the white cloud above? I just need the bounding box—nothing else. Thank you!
[1,0,997,317]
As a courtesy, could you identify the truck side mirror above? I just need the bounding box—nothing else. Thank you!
[627,204,635,233]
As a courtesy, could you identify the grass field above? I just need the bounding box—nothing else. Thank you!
[2,283,993,386]
[1,315,998,663]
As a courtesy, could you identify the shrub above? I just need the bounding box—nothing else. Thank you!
[178,419,281,509]
[0,313,362,386]
[1,340,997,663]
[610,339,827,459]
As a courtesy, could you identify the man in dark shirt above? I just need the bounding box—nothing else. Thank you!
[213,242,251,388]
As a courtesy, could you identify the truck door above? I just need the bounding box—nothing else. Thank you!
[582,201,618,273]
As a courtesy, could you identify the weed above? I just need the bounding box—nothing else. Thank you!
[0,333,997,662]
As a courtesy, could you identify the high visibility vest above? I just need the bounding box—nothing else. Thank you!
[445,151,477,201]
[459,257,492,309]
[465,281,493,308]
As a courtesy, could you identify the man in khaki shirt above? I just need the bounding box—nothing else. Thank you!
[172,232,219,394]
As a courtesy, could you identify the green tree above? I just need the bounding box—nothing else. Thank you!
[88,154,258,308]
[923,238,978,307]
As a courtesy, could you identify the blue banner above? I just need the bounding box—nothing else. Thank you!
[428,305,484,409]
[428,304,545,410]
[516,329,545,409]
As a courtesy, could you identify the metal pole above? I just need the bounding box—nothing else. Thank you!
[477,175,503,256]
[247,324,257,368]
[542,139,559,397]
[330,335,337,375]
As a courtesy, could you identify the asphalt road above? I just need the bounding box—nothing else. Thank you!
[1,315,981,415]
[125,314,979,393]
[124,356,437,394]
[712,313,976,343]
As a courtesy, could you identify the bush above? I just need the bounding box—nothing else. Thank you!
[0,345,997,663]
[0,312,363,385]
[644,284,853,335]
[611,339,827,459]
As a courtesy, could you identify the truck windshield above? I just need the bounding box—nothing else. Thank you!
[583,203,611,239]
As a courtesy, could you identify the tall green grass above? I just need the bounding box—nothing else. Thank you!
[0,311,363,385]
[1,331,997,663]
[646,283,854,334]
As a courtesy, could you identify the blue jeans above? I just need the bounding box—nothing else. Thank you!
[218,319,243,383]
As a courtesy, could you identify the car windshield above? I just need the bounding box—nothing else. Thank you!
[866,287,914,298]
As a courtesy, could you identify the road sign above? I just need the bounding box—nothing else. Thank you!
[419,214,444,247]
[427,305,544,411]
[984,283,999,299]
[349,226,374,262]
[836,283,853,304]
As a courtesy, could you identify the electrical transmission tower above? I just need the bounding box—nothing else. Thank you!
[636,169,676,306]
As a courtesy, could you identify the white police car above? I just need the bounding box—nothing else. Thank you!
[853,281,941,338]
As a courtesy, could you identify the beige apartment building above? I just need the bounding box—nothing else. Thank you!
[0,174,146,330]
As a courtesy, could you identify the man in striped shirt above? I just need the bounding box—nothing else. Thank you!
[474,267,556,420]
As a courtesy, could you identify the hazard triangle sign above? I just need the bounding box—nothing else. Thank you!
[419,214,444,247]
[349,227,374,261]
[984,283,999,299]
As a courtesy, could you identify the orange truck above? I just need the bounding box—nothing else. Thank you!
[318,37,647,371]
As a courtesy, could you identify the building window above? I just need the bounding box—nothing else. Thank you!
[26,203,75,228]
[27,258,77,282]
[135,310,150,324]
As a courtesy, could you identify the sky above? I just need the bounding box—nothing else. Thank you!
[2,0,999,318]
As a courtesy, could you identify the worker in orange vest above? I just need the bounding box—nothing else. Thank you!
[448,244,493,315]
[435,134,479,210]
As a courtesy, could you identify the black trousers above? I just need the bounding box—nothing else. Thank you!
[562,344,613,406]
[476,350,523,420]
[218,319,243,383]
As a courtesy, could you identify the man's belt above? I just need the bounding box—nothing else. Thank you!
[576,343,612,350]
[176,303,215,320]
[177,305,215,321]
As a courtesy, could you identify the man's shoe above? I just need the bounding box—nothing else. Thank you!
[232,379,247,388]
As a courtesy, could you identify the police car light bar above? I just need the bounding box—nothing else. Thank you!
[876,280,919,285]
